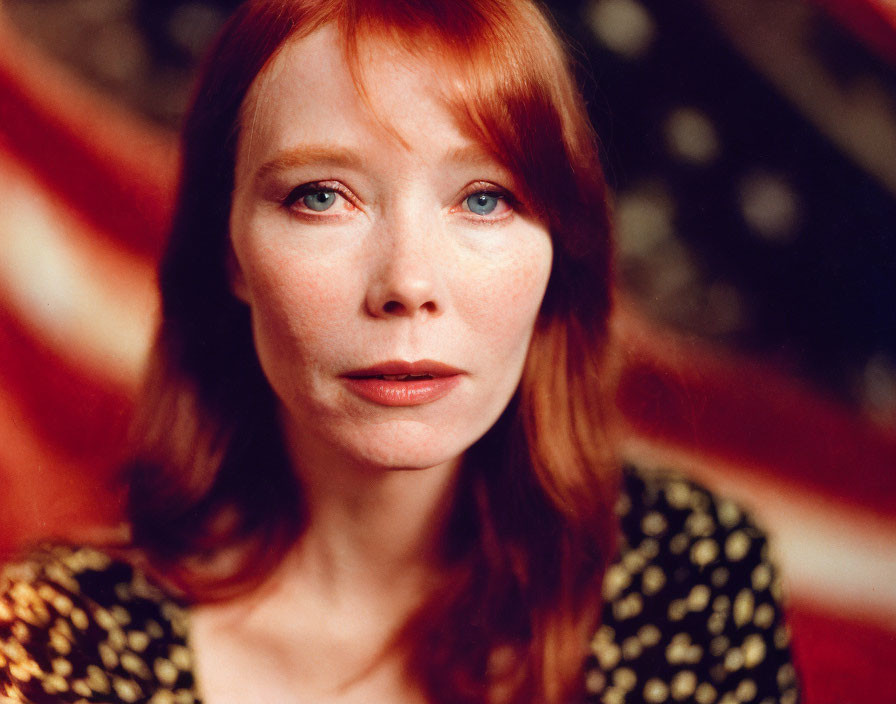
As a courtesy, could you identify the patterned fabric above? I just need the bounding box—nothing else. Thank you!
[0,548,195,704]
[0,468,798,703]
[584,470,798,704]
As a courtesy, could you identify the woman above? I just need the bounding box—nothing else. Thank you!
[0,1,798,703]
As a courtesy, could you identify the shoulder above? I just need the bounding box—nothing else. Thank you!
[585,466,800,703]
[0,544,196,703]
[615,466,772,581]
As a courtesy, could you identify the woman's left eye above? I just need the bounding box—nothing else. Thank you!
[463,190,512,218]
[466,192,500,215]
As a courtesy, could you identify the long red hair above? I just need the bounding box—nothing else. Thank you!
[126,1,618,702]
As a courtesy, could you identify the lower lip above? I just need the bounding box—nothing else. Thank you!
[342,376,461,406]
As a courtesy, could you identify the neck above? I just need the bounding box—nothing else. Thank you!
[280,416,463,604]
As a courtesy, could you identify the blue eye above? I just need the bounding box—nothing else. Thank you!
[302,190,337,211]
[466,192,501,216]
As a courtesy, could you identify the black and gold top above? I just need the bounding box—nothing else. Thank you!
[0,468,799,703]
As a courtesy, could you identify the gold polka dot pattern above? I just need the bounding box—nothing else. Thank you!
[586,467,800,703]
[0,546,197,703]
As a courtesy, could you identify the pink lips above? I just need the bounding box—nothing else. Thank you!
[342,360,463,406]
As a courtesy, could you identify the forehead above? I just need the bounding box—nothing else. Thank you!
[236,25,480,170]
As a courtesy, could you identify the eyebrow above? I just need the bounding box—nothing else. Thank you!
[440,144,517,188]
[251,143,513,186]
[252,145,365,184]
[441,144,504,169]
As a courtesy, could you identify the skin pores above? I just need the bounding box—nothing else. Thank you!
[228,26,553,476]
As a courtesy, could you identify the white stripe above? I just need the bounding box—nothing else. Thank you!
[0,151,156,388]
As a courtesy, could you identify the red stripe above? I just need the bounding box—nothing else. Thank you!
[789,598,896,704]
[616,310,896,518]
[0,23,175,260]
[0,391,123,557]
[812,0,896,65]
[0,304,132,467]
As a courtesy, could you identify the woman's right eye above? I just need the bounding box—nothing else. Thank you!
[302,189,337,211]
[282,183,353,215]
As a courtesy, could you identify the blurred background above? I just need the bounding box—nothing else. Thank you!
[0,0,894,701]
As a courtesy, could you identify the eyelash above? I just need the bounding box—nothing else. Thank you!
[280,180,519,220]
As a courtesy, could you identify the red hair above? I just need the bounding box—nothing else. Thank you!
[126,1,618,702]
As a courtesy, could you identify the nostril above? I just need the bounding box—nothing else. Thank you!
[383,300,404,315]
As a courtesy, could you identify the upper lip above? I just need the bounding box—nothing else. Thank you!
[343,360,464,378]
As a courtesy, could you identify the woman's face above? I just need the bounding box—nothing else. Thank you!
[229,26,552,473]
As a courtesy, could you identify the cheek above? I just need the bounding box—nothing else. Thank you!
[455,238,552,350]
[241,249,358,371]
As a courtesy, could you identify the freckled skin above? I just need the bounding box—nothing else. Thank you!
[229,26,553,473]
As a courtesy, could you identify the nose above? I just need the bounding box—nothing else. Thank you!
[364,216,443,319]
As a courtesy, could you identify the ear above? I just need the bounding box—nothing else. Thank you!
[226,243,250,303]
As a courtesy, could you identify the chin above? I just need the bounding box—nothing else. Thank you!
[337,420,478,472]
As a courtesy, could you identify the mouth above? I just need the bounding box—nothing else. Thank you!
[341,360,464,406]
[343,360,464,380]
[353,373,436,381]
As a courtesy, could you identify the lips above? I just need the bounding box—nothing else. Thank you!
[342,360,464,406]
[361,373,434,381]
[343,360,464,379]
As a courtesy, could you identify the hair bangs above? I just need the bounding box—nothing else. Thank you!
[340,0,586,232]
